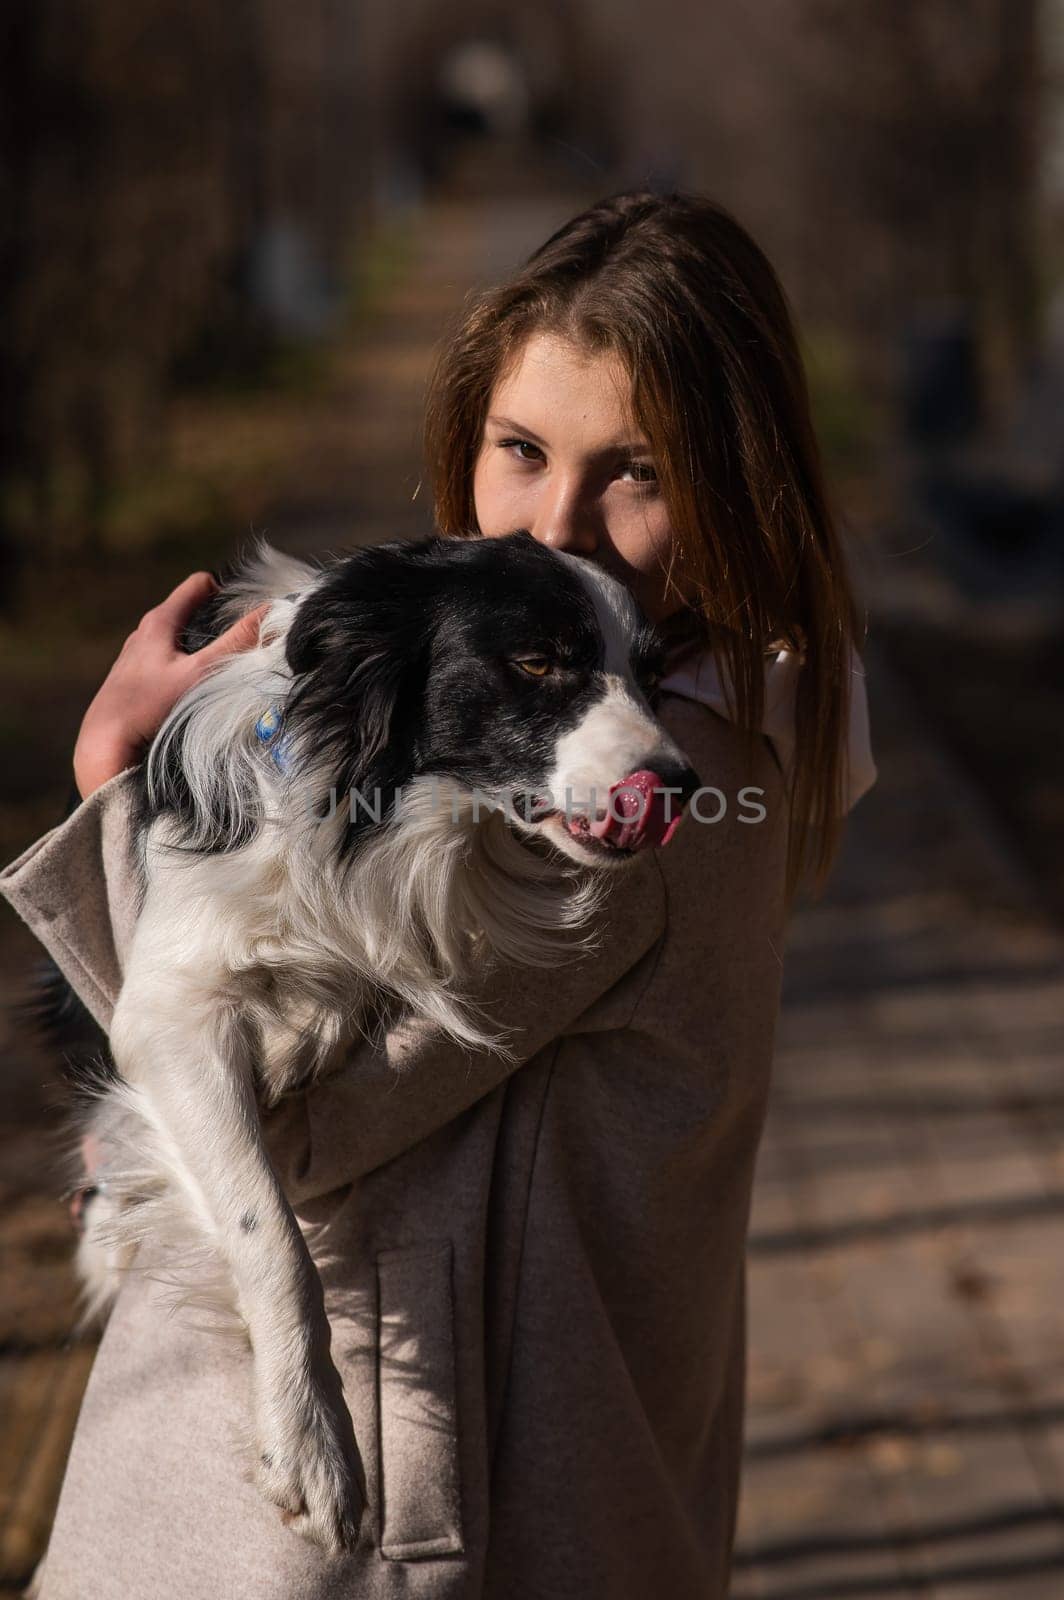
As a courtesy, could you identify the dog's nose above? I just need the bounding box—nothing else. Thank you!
[589,764,702,851]
[659,763,702,811]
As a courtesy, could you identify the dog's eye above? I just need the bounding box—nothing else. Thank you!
[513,657,552,678]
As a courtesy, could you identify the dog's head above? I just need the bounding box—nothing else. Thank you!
[280,531,700,868]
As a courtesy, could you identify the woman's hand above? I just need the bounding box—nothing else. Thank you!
[73,571,270,800]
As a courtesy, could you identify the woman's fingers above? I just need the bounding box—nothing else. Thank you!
[72,575,270,799]
[140,573,269,666]
[143,571,219,639]
[196,602,271,666]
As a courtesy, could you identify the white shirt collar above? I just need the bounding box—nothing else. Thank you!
[659,640,878,814]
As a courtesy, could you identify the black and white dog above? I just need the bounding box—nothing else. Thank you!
[75,530,700,1552]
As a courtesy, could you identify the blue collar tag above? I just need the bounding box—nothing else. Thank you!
[254,706,292,773]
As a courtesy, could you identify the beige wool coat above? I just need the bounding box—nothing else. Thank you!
[0,691,790,1600]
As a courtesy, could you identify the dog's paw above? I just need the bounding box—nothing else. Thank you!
[255,1369,364,1556]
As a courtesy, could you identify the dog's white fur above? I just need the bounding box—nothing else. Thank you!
[77,540,690,1552]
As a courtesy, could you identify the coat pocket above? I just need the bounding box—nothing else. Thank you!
[376,1241,464,1560]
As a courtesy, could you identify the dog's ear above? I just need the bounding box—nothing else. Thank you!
[341,646,410,775]
[283,546,438,810]
[284,590,350,677]
[284,539,439,677]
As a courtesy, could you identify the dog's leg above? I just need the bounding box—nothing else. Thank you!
[109,972,364,1555]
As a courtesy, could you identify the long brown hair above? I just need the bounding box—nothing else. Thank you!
[424,190,864,905]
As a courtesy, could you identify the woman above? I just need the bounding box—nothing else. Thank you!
[2,191,874,1599]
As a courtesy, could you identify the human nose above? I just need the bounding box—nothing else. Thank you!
[530,474,599,556]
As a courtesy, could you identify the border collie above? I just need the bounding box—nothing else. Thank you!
[74,529,700,1552]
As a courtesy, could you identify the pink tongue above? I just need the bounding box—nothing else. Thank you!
[587,769,685,852]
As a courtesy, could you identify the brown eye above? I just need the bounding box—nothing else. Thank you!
[514,657,552,678]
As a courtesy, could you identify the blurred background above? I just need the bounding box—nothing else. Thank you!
[2,1,1063,1594]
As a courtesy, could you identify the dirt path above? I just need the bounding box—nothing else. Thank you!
[737,640,1064,1598]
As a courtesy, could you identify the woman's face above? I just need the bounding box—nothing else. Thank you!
[472,331,688,623]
